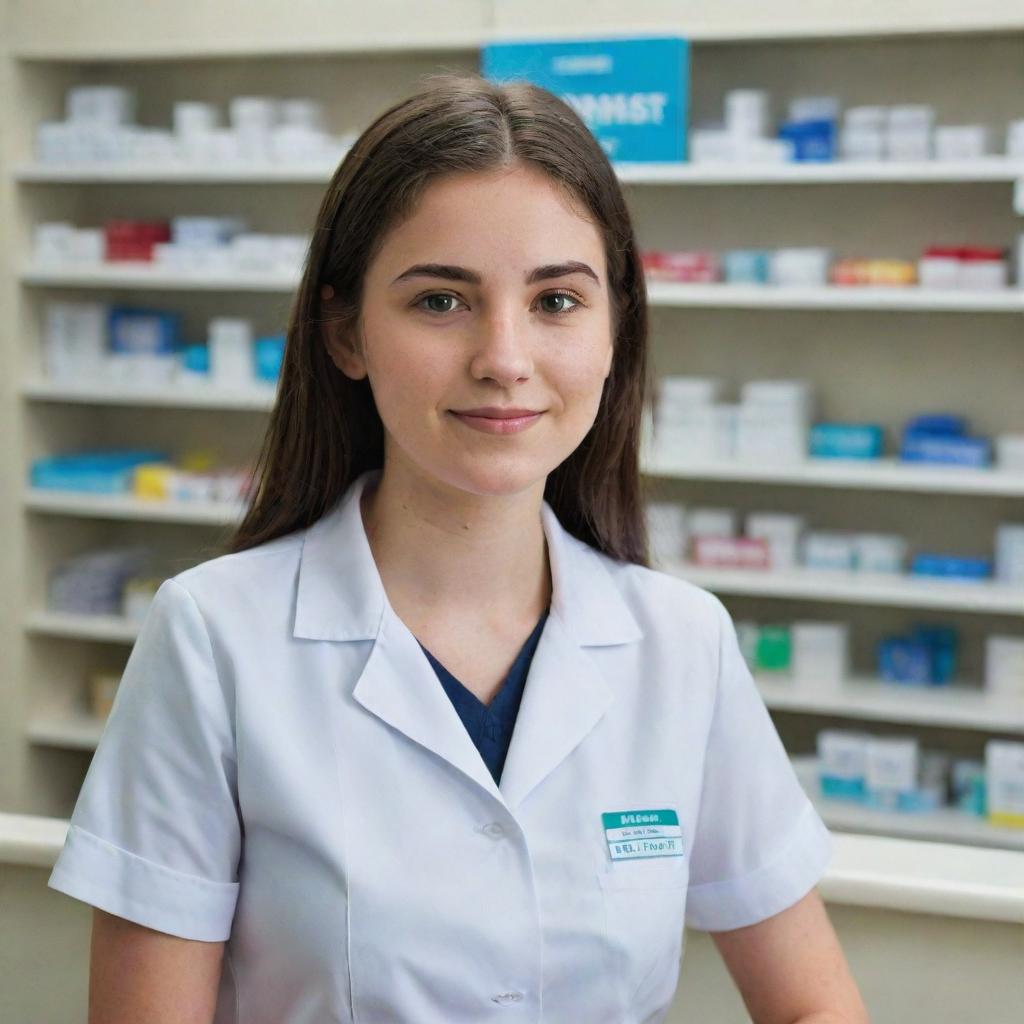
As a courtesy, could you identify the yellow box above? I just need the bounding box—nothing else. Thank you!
[989,811,1024,830]
[133,463,173,500]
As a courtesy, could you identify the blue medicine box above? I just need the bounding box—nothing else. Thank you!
[723,250,770,284]
[180,344,210,375]
[254,334,285,382]
[904,413,966,436]
[819,775,866,802]
[30,449,169,494]
[911,553,992,580]
[810,423,885,460]
[109,307,181,355]
[878,637,933,685]
[778,119,836,162]
[913,625,957,683]
[878,626,958,686]
[482,35,689,163]
[899,412,991,467]
[901,435,992,467]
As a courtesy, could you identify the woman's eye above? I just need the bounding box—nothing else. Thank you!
[538,292,581,315]
[419,294,463,314]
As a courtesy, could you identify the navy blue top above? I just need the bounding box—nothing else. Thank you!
[417,608,549,785]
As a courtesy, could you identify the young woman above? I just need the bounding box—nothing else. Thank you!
[49,72,869,1024]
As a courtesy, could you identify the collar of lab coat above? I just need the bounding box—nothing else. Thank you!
[293,467,644,808]
[293,467,642,647]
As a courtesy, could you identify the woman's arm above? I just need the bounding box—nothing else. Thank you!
[89,909,226,1024]
[709,888,870,1024]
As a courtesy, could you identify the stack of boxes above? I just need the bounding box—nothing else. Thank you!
[652,376,811,465]
[817,730,1024,827]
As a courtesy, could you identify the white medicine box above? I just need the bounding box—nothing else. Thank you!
[985,740,1024,828]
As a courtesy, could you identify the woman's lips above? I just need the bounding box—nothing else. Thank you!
[450,411,544,434]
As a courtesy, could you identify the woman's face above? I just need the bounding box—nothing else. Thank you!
[327,162,615,499]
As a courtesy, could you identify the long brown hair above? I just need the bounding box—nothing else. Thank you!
[227,71,652,565]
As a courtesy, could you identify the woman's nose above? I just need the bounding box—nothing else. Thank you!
[468,306,534,385]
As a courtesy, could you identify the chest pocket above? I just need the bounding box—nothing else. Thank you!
[596,853,689,891]
[595,850,689,1014]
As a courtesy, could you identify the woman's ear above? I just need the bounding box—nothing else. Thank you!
[320,284,368,381]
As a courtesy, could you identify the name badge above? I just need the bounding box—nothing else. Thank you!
[602,808,683,861]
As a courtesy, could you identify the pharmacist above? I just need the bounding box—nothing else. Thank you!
[48,72,867,1024]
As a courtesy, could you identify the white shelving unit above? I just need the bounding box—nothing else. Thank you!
[758,676,1024,734]
[13,162,345,183]
[15,157,1024,185]
[643,455,1024,497]
[663,563,1024,615]
[644,281,1024,313]
[793,756,1024,852]
[614,159,1024,185]
[23,489,245,525]
[24,610,140,644]
[3,4,1023,853]
[21,378,276,410]
[27,710,107,751]
[20,264,299,292]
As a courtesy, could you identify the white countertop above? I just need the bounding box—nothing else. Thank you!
[820,832,1024,924]
[0,812,69,869]
[4,812,1023,923]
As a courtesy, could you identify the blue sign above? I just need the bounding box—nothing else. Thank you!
[482,35,689,163]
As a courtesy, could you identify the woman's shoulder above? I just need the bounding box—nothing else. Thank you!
[168,528,307,624]
[581,539,728,635]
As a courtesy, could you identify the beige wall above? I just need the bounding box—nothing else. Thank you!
[6,0,490,58]
[491,0,1024,38]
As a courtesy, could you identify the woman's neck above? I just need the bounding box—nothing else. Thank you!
[359,467,552,631]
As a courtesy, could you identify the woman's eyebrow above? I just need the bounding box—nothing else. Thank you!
[390,261,600,287]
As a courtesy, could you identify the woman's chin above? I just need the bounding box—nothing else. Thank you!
[440,460,551,500]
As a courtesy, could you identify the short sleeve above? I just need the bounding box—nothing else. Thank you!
[47,577,241,941]
[685,597,833,932]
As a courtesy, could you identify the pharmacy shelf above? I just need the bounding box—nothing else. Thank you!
[12,28,487,62]
[25,611,139,644]
[24,489,245,525]
[487,18,1024,46]
[645,281,1024,312]
[616,159,1024,185]
[21,378,276,410]
[759,675,1024,734]
[27,710,106,751]
[641,456,1024,497]
[662,561,1024,615]
[16,158,1024,186]
[20,264,298,292]
[22,267,1024,311]
[13,163,343,184]
[793,756,1024,851]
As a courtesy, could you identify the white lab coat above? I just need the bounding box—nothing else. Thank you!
[49,467,832,1024]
